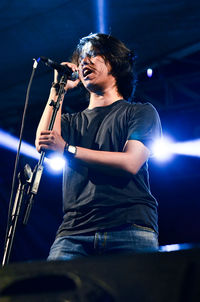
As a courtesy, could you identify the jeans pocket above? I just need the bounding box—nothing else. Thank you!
[132,223,155,233]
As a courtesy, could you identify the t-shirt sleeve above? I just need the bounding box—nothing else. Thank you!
[127,103,162,154]
[61,113,71,142]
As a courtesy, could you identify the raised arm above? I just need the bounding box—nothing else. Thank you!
[35,63,79,152]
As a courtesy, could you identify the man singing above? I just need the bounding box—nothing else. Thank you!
[35,33,161,260]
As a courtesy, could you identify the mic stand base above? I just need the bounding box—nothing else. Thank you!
[2,164,32,266]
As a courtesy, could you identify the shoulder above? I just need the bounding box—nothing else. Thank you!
[117,99,156,111]
[135,102,160,121]
[61,111,82,123]
[119,100,160,120]
[129,101,158,113]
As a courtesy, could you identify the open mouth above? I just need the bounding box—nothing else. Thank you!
[83,67,93,78]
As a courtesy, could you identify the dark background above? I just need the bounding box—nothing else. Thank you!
[0,0,200,263]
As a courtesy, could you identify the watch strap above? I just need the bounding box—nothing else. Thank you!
[64,143,77,158]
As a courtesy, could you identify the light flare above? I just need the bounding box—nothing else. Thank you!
[152,136,200,161]
[0,129,65,172]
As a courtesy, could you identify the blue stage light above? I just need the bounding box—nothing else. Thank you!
[159,243,193,252]
[1,128,199,168]
[0,129,39,159]
[46,155,66,172]
[152,136,174,161]
[96,0,107,33]
[0,129,65,172]
[152,136,200,161]
[147,68,153,78]
[172,139,200,157]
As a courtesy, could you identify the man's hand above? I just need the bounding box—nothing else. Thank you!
[54,62,80,91]
[36,130,66,153]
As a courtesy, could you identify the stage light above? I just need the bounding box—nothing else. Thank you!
[152,136,174,161]
[152,136,200,162]
[0,129,39,160]
[96,0,107,33]
[172,139,200,157]
[159,243,192,252]
[0,129,65,172]
[46,155,66,172]
[147,68,153,78]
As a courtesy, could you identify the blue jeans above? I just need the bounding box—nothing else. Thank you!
[47,224,158,261]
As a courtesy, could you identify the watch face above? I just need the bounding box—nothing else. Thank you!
[68,145,76,154]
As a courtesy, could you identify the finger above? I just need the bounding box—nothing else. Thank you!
[39,134,54,140]
[38,136,52,142]
[54,69,59,82]
[38,139,52,145]
[61,62,78,72]
[38,135,51,139]
[40,130,52,135]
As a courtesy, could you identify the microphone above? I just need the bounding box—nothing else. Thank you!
[39,56,79,81]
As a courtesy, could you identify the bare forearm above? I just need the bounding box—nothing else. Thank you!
[36,62,79,142]
[74,143,148,175]
[35,88,63,145]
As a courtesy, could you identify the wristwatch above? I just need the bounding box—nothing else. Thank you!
[64,143,77,158]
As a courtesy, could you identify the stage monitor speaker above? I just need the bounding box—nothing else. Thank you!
[0,248,200,302]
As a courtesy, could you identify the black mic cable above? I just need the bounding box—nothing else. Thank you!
[3,59,39,266]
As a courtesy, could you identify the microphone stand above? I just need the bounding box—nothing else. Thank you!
[23,73,67,225]
[2,74,68,266]
[2,165,32,266]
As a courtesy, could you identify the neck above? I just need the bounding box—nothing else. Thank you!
[88,85,123,110]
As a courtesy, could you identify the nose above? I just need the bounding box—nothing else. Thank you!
[80,55,91,67]
[80,54,91,66]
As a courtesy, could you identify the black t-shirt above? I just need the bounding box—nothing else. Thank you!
[57,100,161,237]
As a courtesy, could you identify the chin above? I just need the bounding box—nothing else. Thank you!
[86,82,104,94]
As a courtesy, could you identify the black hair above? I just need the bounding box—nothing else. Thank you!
[71,33,137,101]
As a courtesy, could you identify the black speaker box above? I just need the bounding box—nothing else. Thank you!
[0,248,200,302]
